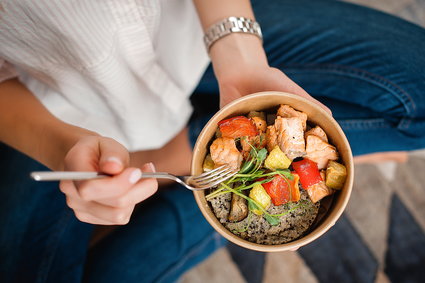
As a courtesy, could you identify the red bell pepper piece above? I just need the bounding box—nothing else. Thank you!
[218,116,258,139]
[291,158,323,189]
[260,173,300,206]
[290,173,301,202]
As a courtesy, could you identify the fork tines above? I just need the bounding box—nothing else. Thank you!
[191,165,236,188]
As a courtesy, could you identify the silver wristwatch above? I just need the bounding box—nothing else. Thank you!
[203,16,263,52]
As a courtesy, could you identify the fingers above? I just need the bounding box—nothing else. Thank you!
[66,196,135,225]
[98,138,130,174]
[93,163,158,208]
[76,167,142,201]
[62,180,133,225]
[60,162,158,225]
[217,66,332,116]
[64,136,129,174]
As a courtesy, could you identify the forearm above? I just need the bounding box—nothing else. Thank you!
[193,0,255,29]
[193,0,268,80]
[0,78,98,170]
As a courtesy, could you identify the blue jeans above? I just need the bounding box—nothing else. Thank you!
[193,0,425,156]
[0,145,224,283]
[1,0,425,282]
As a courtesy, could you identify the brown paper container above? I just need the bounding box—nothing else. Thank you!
[191,91,354,252]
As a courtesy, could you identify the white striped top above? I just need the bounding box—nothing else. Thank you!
[0,0,209,150]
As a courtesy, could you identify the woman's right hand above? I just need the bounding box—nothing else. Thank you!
[59,136,158,225]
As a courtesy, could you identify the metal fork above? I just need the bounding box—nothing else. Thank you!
[30,165,237,191]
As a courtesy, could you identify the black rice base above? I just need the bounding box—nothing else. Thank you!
[208,190,320,245]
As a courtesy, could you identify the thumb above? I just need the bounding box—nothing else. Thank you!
[271,69,332,116]
[98,138,130,175]
[141,162,156,174]
[219,84,242,108]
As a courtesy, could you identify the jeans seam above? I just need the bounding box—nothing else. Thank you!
[284,63,417,119]
[338,118,392,130]
[154,232,220,283]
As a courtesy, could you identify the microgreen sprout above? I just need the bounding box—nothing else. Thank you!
[205,140,301,226]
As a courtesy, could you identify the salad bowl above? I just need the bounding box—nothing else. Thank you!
[191,91,354,252]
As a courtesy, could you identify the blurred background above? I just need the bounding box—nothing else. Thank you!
[181,1,425,282]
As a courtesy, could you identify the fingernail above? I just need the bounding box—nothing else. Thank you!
[129,168,142,184]
[106,157,122,166]
[148,162,156,172]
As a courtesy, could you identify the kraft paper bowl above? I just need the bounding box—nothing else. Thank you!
[191,91,354,252]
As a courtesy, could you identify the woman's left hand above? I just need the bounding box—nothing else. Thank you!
[209,33,331,114]
[219,65,331,114]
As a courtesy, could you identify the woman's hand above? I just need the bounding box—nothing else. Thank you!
[219,65,331,113]
[59,136,158,225]
[209,34,331,114]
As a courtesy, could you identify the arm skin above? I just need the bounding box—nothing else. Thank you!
[0,78,158,225]
[0,78,97,170]
[0,78,191,180]
[193,0,330,113]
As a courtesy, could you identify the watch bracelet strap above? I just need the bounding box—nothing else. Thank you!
[203,16,263,52]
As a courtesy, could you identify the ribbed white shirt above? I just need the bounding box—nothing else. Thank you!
[0,0,210,150]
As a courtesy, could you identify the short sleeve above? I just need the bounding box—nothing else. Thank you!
[0,58,18,83]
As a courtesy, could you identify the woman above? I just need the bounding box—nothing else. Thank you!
[0,0,424,282]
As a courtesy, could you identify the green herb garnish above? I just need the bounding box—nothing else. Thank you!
[264,214,280,226]
[205,141,297,225]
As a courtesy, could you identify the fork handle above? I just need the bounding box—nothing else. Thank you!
[31,171,110,181]
[30,171,172,181]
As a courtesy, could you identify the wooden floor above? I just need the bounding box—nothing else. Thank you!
[181,1,425,283]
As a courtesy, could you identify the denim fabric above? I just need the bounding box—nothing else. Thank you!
[193,0,425,156]
[0,141,225,283]
[2,0,425,282]
[0,143,94,283]
[83,188,225,283]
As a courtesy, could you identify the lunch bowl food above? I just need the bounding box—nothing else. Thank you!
[191,91,353,252]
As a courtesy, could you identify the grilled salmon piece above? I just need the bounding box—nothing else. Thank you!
[274,116,306,160]
[305,126,328,142]
[305,135,338,169]
[277,105,308,131]
[210,137,243,171]
[266,125,278,152]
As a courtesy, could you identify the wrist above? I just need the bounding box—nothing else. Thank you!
[209,33,269,81]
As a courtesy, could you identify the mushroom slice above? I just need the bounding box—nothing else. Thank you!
[228,193,249,222]
[210,137,243,172]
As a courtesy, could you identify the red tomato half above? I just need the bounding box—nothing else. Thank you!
[218,116,258,139]
[292,158,323,189]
